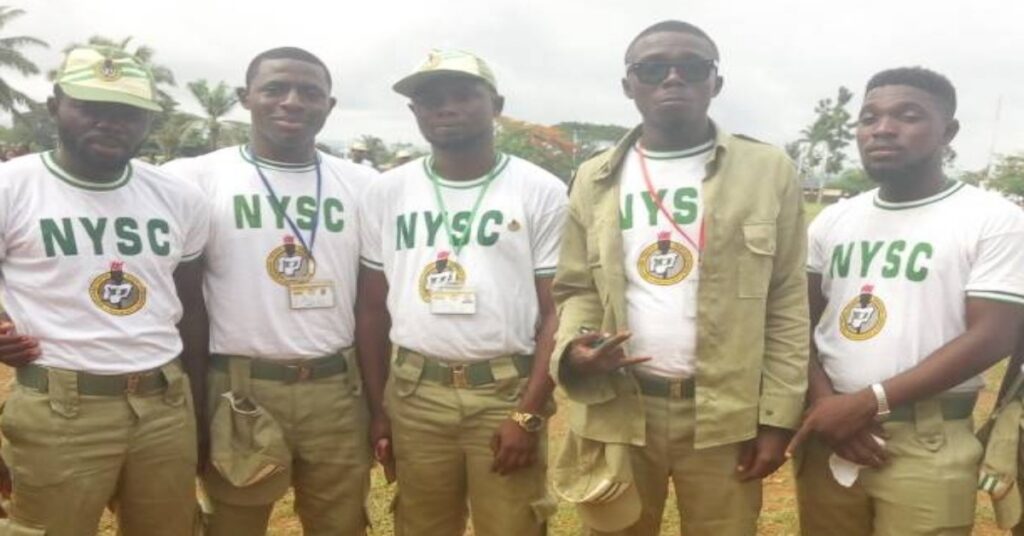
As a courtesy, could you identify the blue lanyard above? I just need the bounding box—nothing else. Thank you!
[252,155,323,259]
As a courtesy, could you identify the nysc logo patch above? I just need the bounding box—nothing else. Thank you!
[637,231,693,286]
[418,251,466,302]
[266,235,315,286]
[89,260,146,315]
[839,283,887,341]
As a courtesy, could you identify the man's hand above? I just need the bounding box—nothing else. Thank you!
[736,425,792,481]
[566,331,650,376]
[0,321,40,368]
[831,425,888,468]
[786,389,878,457]
[371,413,395,484]
[490,418,540,476]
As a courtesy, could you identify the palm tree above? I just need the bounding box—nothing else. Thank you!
[150,111,200,163]
[0,6,48,117]
[49,36,176,109]
[187,79,239,151]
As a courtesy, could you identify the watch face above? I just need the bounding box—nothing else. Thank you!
[524,415,543,431]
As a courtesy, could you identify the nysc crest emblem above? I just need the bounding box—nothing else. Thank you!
[839,283,887,341]
[418,251,466,302]
[89,260,146,315]
[266,235,315,286]
[95,58,123,82]
[637,231,693,286]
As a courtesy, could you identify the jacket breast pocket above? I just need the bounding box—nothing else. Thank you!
[738,221,776,298]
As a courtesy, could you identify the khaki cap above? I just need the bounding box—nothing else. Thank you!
[55,46,162,112]
[552,434,641,532]
[393,49,497,98]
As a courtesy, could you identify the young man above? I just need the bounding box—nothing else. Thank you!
[550,21,808,535]
[357,50,566,535]
[0,47,209,535]
[790,67,1024,535]
[164,47,379,535]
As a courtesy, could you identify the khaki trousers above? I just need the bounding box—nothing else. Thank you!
[0,362,197,536]
[795,409,981,536]
[587,393,761,536]
[202,356,371,536]
[386,351,554,536]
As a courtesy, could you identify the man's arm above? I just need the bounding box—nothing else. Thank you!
[806,273,835,404]
[354,265,394,482]
[492,277,557,475]
[790,298,1024,453]
[758,166,810,431]
[736,166,809,481]
[174,257,208,467]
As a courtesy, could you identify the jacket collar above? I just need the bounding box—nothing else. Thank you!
[591,120,731,183]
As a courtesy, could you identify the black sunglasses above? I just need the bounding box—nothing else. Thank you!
[627,59,718,85]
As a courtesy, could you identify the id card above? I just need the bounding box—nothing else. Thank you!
[288,280,336,310]
[430,284,477,315]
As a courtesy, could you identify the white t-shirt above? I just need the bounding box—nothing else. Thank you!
[163,146,377,359]
[808,181,1024,394]
[0,152,209,374]
[359,153,567,361]
[620,141,712,378]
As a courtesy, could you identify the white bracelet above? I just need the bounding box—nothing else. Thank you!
[871,383,891,419]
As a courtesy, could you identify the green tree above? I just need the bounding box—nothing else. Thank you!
[187,79,239,151]
[50,36,177,109]
[826,168,875,195]
[985,154,1024,201]
[554,121,629,163]
[792,87,856,200]
[149,111,201,162]
[497,117,576,181]
[0,6,48,117]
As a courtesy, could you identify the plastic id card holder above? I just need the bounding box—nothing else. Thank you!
[288,280,336,310]
[430,284,477,315]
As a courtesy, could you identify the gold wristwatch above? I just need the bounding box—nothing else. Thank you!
[510,411,545,433]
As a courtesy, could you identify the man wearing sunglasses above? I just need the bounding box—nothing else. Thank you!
[550,20,808,535]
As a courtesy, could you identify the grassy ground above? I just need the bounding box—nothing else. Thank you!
[6,201,1014,534]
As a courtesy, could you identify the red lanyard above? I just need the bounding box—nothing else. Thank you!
[636,148,704,255]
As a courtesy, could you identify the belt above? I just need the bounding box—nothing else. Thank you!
[211,352,348,383]
[888,394,977,422]
[17,364,168,396]
[396,347,532,388]
[635,374,695,399]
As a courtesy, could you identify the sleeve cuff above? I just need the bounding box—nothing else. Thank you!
[758,393,806,430]
[360,256,384,271]
[966,290,1024,306]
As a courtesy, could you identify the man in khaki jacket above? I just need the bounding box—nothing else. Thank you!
[550,20,808,536]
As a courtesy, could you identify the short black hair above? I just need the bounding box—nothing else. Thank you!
[245,47,332,89]
[625,20,719,63]
[866,67,956,116]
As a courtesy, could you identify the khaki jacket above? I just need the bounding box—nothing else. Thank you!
[550,124,809,449]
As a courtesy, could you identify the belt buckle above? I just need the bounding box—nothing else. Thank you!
[124,373,142,395]
[451,365,469,389]
[669,380,684,399]
[288,363,312,383]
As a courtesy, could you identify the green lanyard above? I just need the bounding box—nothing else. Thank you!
[426,154,503,258]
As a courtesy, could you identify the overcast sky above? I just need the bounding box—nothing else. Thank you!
[8,0,1023,170]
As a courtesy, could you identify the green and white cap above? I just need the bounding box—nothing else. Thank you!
[393,49,497,98]
[55,46,162,112]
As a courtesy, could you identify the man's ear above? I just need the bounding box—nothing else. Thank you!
[492,94,505,117]
[712,75,724,98]
[622,77,634,100]
[237,86,250,110]
[943,118,960,145]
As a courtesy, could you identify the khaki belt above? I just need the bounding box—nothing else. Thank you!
[635,374,695,399]
[211,352,348,383]
[17,363,168,396]
[888,394,977,422]
[395,347,532,388]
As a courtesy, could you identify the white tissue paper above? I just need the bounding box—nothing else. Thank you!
[828,435,886,487]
